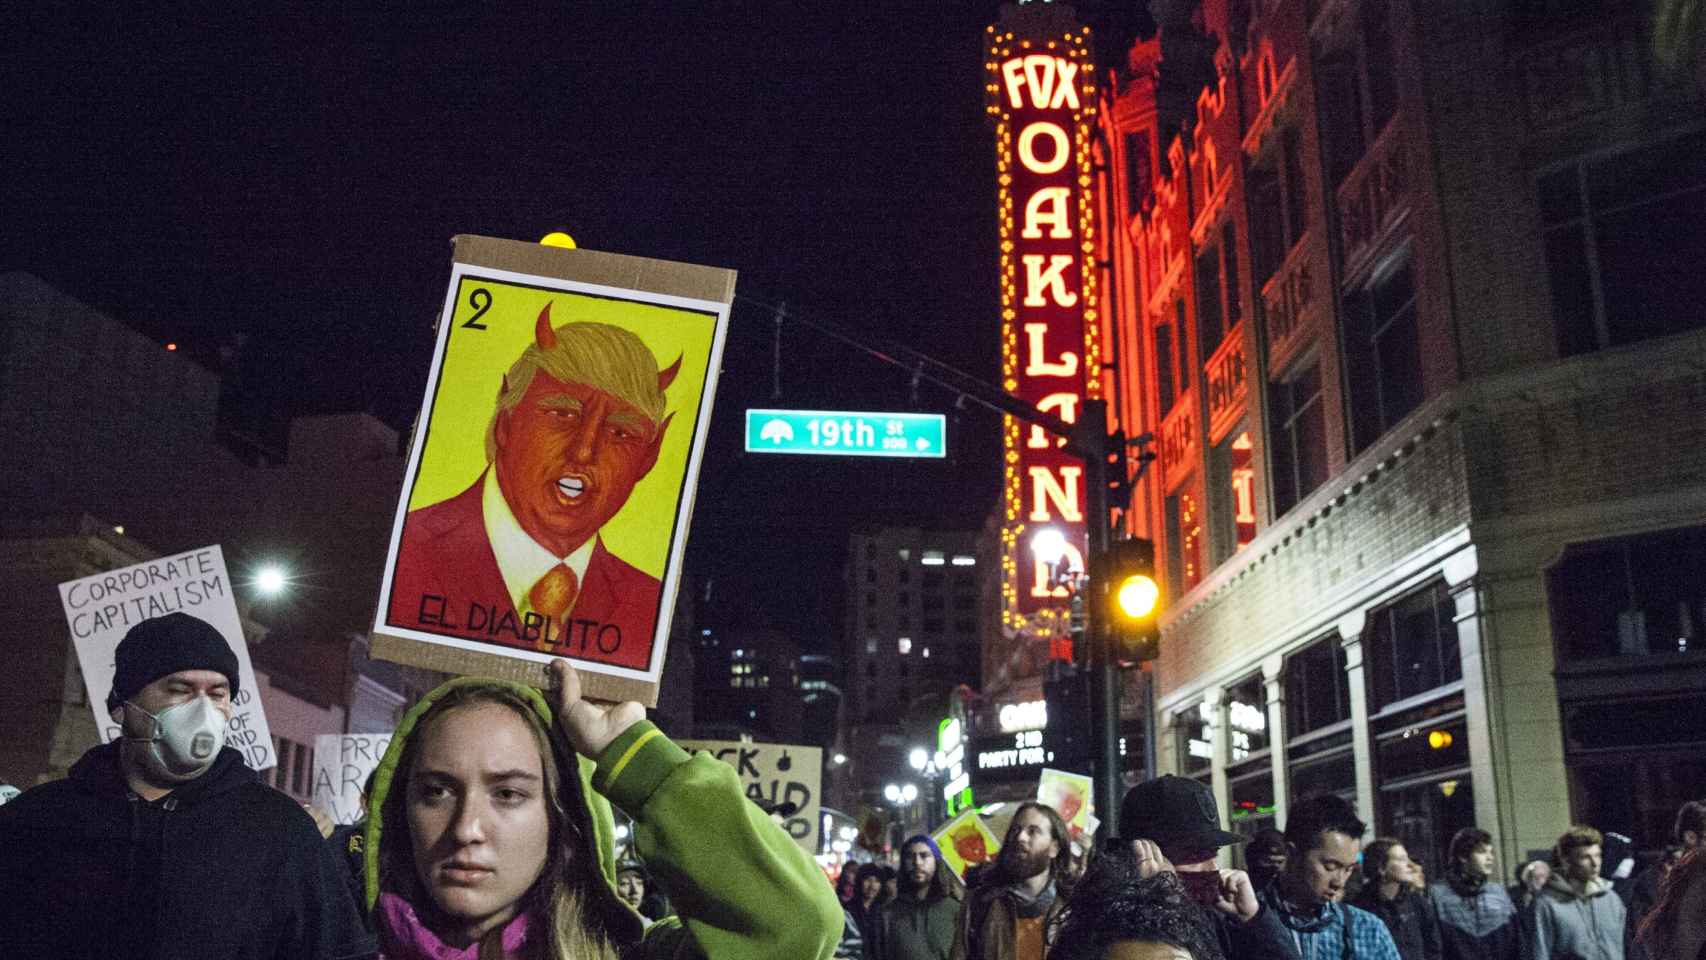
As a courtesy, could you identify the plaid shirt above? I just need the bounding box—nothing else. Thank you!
[1261,891,1404,960]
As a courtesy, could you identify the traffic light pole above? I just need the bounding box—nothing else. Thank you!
[1076,398,1124,843]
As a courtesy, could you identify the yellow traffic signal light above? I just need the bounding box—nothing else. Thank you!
[1106,537,1160,663]
[1118,573,1160,619]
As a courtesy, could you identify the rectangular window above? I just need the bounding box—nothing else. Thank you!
[1222,220,1243,330]
[1252,132,1308,290]
[1208,428,1257,565]
[1165,486,1205,598]
[1366,580,1461,709]
[1178,701,1214,775]
[1156,324,1177,412]
[1175,299,1192,393]
[1125,131,1152,216]
[1196,246,1225,357]
[1268,362,1328,519]
[1285,637,1351,736]
[1548,524,1706,661]
[1315,49,1366,188]
[1540,129,1706,355]
[1344,254,1422,454]
[1226,673,1270,762]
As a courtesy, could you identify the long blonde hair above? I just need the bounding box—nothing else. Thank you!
[378,685,630,960]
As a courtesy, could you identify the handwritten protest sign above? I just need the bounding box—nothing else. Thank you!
[679,739,820,853]
[933,808,1002,881]
[372,236,734,707]
[58,545,275,771]
[310,733,392,824]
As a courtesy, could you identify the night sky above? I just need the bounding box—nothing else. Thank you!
[5,3,1149,647]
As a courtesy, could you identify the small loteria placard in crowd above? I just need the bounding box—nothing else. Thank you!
[372,235,734,707]
[679,739,821,853]
[57,545,276,771]
[934,808,1003,881]
[1037,767,1095,845]
[310,733,392,824]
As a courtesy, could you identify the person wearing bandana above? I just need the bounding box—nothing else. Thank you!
[1112,775,1292,960]
[0,613,376,959]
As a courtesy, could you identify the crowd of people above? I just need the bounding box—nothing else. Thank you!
[0,611,1702,960]
[832,774,1706,960]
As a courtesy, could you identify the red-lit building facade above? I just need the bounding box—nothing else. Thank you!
[1095,0,1706,873]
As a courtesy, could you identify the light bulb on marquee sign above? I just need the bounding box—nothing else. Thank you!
[985,8,1100,622]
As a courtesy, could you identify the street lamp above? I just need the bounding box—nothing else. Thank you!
[908,747,929,772]
[254,565,288,598]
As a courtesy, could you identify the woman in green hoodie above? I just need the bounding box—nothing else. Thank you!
[363,660,842,959]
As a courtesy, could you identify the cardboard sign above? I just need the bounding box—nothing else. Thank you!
[373,236,734,706]
[679,739,820,853]
[58,545,275,771]
[310,733,392,824]
[933,808,1002,881]
[1037,767,1093,842]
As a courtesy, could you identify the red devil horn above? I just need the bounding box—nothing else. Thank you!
[535,302,557,350]
[658,354,683,392]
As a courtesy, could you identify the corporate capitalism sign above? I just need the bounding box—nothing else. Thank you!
[744,409,946,458]
[57,545,276,771]
[985,6,1100,618]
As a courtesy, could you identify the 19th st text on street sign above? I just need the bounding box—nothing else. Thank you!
[744,409,946,459]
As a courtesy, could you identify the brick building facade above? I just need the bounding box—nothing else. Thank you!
[1096,0,1706,872]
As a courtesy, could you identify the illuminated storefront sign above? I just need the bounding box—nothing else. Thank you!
[973,727,1059,781]
[985,8,1101,622]
[997,699,1048,733]
[939,717,973,816]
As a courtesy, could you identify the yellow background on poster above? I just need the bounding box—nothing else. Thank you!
[932,809,1003,881]
[408,276,717,579]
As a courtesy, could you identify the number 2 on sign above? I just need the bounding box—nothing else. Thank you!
[462,288,493,330]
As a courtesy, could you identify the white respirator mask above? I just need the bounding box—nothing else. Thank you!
[125,695,229,783]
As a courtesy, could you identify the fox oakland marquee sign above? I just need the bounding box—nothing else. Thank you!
[985,5,1102,623]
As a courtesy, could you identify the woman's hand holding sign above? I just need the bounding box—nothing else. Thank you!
[550,658,644,757]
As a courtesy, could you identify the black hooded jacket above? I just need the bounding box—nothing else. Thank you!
[0,742,376,960]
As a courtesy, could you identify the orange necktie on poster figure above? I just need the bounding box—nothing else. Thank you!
[528,565,580,650]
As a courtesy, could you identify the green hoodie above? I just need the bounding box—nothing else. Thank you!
[363,677,842,959]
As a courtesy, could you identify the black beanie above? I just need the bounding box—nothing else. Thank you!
[106,612,241,713]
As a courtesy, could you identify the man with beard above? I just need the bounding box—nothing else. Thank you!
[1260,794,1401,959]
[873,835,964,960]
[1428,827,1521,960]
[1115,776,1290,960]
[951,802,1070,960]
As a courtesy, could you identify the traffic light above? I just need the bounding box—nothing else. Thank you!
[1106,537,1160,663]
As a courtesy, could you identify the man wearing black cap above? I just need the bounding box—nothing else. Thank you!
[0,612,376,959]
[1115,775,1292,960]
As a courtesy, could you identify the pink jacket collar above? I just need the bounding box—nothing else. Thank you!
[378,892,533,959]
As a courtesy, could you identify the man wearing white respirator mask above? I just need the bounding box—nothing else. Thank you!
[0,612,376,959]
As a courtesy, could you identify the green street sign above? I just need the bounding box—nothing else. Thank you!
[744,409,946,458]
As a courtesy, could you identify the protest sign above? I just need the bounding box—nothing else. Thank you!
[373,236,734,707]
[310,733,392,824]
[1038,767,1094,842]
[679,739,820,853]
[933,808,1002,881]
[58,545,275,771]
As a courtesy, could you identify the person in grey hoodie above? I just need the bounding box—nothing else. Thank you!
[1527,825,1627,960]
